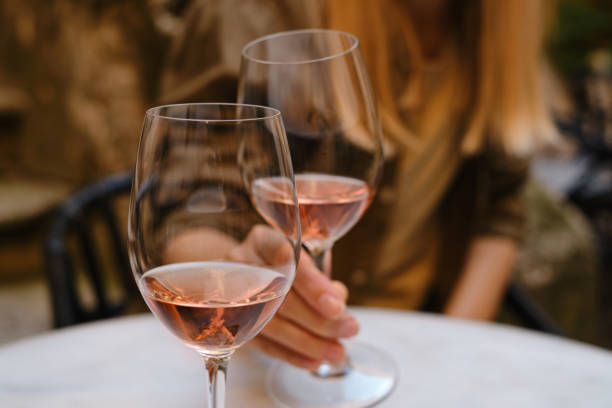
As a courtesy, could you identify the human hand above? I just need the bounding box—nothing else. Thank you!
[251,251,359,370]
[227,226,359,370]
[165,224,360,370]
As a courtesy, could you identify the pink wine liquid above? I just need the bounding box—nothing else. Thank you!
[252,173,370,249]
[140,262,288,353]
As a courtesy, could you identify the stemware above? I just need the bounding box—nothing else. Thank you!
[239,29,397,408]
[127,103,300,408]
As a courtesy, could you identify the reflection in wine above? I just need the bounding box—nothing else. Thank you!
[141,261,289,355]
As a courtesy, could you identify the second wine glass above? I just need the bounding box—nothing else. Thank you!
[239,29,397,408]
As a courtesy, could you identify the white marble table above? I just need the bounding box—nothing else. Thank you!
[1,308,612,407]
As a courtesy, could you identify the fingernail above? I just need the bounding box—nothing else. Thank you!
[331,281,348,300]
[307,360,324,371]
[324,346,345,363]
[319,293,345,316]
[337,318,359,338]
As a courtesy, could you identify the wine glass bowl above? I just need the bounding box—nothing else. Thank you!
[127,103,300,407]
[240,29,383,259]
[253,174,372,255]
[140,260,289,354]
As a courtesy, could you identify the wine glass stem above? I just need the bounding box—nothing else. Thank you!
[202,354,231,408]
[310,244,352,378]
[311,246,332,278]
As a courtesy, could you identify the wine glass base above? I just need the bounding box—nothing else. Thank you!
[267,341,397,408]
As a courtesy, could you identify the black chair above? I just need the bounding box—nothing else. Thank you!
[45,172,136,328]
[504,281,564,335]
[559,114,612,344]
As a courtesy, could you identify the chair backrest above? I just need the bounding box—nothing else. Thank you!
[45,172,136,328]
[504,281,564,336]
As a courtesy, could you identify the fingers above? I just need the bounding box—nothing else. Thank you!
[229,225,294,267]
[260,316,346,364]
[248,225,294,266]
[292,250,347,319]
[277,291,359,339]
[331,280,349,302]
[249,337,322,371]
[230,226,349,322]
[227,237,262,265]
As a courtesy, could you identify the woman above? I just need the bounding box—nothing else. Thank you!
[159,0,557,369]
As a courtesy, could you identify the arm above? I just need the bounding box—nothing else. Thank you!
[442,149,529,320]
[443,236,517,320]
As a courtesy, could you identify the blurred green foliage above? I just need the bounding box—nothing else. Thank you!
[548,0,612,79]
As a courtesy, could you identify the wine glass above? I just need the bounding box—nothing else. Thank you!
[127,103,300,408]
[239,29,397,408]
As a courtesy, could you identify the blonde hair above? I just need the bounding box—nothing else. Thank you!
[327,0,557,156]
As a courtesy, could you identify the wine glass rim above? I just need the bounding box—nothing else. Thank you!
[241,28,359,65]
[145,102,282,123]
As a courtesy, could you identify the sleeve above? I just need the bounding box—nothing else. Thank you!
[158,0,319,104]
[475,147,530,241]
